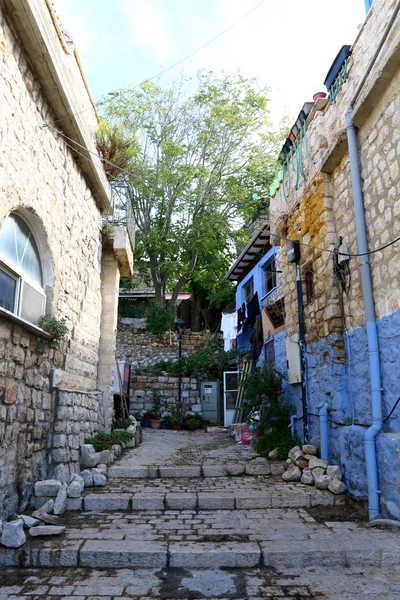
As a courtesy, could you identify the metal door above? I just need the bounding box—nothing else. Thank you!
[223,371,239,426]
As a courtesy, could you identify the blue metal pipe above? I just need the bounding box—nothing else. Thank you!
[317,402,329,461]
[290,414,302,438]
[345,111,383,520]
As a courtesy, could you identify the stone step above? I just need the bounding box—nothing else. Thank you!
[82,488,341,511]
[2,536,398,570]
[107,461,286,479]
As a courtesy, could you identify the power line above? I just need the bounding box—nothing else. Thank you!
[46,124,400,261]
[52,0,267,126]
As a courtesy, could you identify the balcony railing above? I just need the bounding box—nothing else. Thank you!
[104,182,135,252]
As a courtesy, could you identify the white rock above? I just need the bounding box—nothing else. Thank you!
[67,481,82,498]
[92,469,107,487]
[80,470,94,487]
[35,499,54,514]
[1,519,26,548]
[112,444,122,457]
[301,468,315,485]
[34,480,62,497]
[282,466,302,482]
[288,446,302,460]
[327,465,343,480]
[268,449,278,460]
[97,464,108,476]
[31,511,59,525]
[29,526,65,537]
[293,449,304,461]
[312,467,326,479]
[309,457,329,470]
[295,457,309,469]
[302,444,318,456]
[286,458,295,466]
[315,474,333,490]
[70,474,85,493]
[53,483,67,515]
[328,479,347,494]
[127,423,137,435]
[80,444,98,468]
[19,515,41,528]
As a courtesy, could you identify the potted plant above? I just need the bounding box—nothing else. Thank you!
[141,413,152,428]
[150,392,162,429]
[313,92,327,102]
[168,402,182,430]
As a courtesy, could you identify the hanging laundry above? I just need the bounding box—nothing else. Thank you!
[249,315,263,362]
[246,291,260,329]
[220,311,237,352]
[237,303,247,334]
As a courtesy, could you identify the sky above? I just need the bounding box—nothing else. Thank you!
[52,0,367,124]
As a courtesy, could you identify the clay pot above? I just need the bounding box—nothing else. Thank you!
[151,419,161,429]
[313,92,327,102]
[173,423,181,431]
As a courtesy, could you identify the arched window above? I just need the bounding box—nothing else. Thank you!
[0,214,46,325]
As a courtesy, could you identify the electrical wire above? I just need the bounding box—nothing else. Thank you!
[383,396,400,423]
[46,124,400,261]
[52,0,267,126]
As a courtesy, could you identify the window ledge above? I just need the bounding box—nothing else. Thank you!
[0,307,51,339]
[261,288,277,304]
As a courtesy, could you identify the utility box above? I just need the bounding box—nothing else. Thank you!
[201,381,220,423]
[286,334,302,383]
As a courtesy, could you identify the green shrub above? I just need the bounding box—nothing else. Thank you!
[112,418,132,430]
[85,430,133,452]
[146,304,175,336]
[242,363,298,460]
[38,314,68,348]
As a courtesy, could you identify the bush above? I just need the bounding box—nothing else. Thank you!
[242,363,298,459]
[146,304,175,336]
[38,314,68,348]
[149,336,237,379]
[85,430,133,452]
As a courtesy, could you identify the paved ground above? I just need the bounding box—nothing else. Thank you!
[1,428,400,597]
[2,564,400,599]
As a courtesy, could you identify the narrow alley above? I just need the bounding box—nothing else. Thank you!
[1,429,399,599]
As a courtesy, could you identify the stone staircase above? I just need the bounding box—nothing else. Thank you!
[1,429,399,571]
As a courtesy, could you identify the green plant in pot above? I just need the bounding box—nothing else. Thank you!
[150,392,162,429]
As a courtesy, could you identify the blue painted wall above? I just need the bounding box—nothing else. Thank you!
[295,308,400,518]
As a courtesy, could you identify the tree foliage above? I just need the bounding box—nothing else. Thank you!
[99,72,284,305]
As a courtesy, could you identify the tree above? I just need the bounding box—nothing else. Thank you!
[99,72,283,305]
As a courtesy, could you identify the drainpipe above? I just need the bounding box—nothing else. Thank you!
[345,0,400,520]
[317,402,329,461]
[295,261,309,443]
[290,414,302,438]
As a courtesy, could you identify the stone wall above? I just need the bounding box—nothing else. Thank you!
[0,4,114,517]
[117,327,209,371]
[269,0,400,516]
[129,375,201,417]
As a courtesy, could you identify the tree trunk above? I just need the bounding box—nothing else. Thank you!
[191,295,202,332]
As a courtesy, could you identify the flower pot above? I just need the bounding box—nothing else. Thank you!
[173,423,181,431]
[289,131,296,142]
[313,92,327,102]
[188,424,196,431]
[181,423,189,431]
[151,419,161,429]
[141,418,151,428]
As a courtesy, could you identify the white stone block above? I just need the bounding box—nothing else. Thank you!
[34,480,62,497]
[54,483,68,515]
[1,519,26,548]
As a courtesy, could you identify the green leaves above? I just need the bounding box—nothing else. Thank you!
[99,72,284,303]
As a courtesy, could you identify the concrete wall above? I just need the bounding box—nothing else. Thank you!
[269,0,400,517]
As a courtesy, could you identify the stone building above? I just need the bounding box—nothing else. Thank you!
[267,0,400,517]
[0,0,133,516]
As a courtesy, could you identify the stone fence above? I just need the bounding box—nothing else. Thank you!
[117,327,209,371]
[129,375,201,417]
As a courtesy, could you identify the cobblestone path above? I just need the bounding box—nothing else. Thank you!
[1,429,399,598]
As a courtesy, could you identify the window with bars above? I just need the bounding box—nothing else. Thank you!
[243,277,254,303]
[263,258,277,296]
